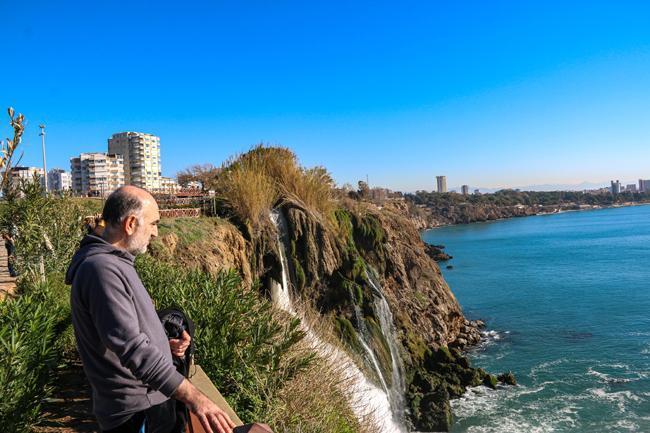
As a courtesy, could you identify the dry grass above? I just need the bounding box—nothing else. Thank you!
[216,152,278,236]
[261,301,382,433]
[215,145,338,236]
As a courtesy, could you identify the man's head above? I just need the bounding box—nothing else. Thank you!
[101,186,160,255]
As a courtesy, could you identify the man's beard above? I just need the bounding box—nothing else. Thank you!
[125,234,149,255]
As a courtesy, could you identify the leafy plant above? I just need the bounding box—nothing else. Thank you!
[0,278,68,433]
[0,181,94,278]
[135,255,313,423]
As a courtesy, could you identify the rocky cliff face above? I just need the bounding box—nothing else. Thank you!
[402,200,570,228]
[152,200,500,431]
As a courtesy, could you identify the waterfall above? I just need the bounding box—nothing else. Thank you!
[269,210,294,313]
[365,268,408,418]
[269,210,406,433]
[347,288,391,395]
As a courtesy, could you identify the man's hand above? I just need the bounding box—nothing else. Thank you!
[173,379,236,433]
[169,330,191,357]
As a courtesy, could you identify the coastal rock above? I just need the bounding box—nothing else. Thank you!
[482,373,498,389]
[497,372,517,386]
[424,243,453,261]
[414,388,453,432]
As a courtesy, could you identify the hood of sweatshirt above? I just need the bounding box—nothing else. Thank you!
[65,235,135,285]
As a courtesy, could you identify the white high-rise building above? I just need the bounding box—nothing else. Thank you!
[71,153,125,196]
[611,180,621,195]
[47,168,72,192]
[8,166,45,188]
[108,132,161,191]
[436,176,447,193]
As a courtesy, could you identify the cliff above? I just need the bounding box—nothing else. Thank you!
[151,147,506,432]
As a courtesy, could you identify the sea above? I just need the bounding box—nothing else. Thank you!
[422,205,650,433]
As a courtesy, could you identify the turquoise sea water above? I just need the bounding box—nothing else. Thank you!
[422,205,650,433]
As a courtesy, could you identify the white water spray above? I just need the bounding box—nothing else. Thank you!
[269,210,406,433]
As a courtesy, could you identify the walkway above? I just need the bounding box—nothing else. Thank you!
[0,244,16,300]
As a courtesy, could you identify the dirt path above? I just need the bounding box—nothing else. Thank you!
[33,362,98,433]
[0,244,16,300]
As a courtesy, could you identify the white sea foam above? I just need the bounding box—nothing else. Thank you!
[452,384,580,432]
[588,387,643,413]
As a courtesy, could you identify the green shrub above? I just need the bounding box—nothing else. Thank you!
[135,255,313,423]
[0,181,95,277]
[0,278,67,433]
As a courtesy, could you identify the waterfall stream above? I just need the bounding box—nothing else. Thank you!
[269,210,406,433]
[366,268,408,418]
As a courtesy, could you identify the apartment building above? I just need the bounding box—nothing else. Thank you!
[47,168,72,192]
[70,153,125,196]
[436,175,448,193]
[108,132,161,191]
[9,166,45,186]
[158,176,179,194]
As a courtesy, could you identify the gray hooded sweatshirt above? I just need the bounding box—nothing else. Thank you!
[66,235,184,430]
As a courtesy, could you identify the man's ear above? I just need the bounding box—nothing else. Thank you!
[123,215,138,236]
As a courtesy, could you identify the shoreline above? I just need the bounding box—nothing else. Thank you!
[418,200,650,232]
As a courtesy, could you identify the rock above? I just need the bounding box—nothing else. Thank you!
[415,388,453,432]
[434,346,456,364]
[449,347,463,359]
[459,366,482,387]
[453,337,467,347]
[424,243,453,261]
[482,373,498,389]
[467,329,481,344]
[472,319,486,328]
[446,265,454,269]
[456,355,470,369]
[497,372,517,386]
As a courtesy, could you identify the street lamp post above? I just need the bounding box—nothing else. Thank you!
[39,124,48,192]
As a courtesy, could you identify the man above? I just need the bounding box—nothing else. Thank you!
[66,186,235,433]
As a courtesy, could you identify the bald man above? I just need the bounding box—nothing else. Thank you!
[67,186,235,433]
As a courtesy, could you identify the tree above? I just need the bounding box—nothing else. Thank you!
[176,163,220,191]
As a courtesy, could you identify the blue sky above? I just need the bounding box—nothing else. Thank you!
[2,1,650,191]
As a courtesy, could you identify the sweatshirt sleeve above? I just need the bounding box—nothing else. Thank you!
[81,262,184,396]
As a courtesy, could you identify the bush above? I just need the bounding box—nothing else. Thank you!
[0,278,68,433]
[0,181,96,277]
[135,255,313,423]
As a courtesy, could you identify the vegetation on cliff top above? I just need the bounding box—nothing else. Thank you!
[215,145,337,237]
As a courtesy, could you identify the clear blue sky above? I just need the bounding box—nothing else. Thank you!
[2,1,650,191]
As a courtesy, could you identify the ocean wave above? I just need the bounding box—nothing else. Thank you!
[587,367,636,384]
[451,384,579,432]
[471,329,509,351]
[528,358,569,380]
[452,358,650,432]
[588,387,643,413]
[586,363,649,385]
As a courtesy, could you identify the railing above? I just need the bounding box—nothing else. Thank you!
[159,208,201,218]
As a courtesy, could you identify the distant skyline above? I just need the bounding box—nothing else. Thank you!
[2,1,650,192]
